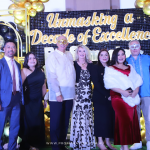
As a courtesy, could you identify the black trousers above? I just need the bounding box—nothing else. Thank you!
[49,100,73,150]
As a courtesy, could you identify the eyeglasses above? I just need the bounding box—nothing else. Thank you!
[129,44,140,50]
[57,39,68,45]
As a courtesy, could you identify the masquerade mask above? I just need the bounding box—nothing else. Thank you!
[129,44,140,50]
[57,39,68,45]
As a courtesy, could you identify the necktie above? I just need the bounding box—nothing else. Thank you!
[12,59,16,95]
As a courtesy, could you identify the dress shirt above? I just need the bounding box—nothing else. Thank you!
[127,54,150,97]
[4,56,20,91]
[46,49,76,101]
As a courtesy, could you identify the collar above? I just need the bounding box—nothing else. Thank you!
[55,49,65,56]
[4,55,14,62]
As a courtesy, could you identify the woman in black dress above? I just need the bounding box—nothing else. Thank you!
[92,49,116,150]
[20,52,47,150]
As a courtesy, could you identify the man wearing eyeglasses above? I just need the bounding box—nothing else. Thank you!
[46,35,76,150]
[127,40,150,150]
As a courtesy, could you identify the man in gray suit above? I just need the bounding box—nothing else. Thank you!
[0,40,24,150]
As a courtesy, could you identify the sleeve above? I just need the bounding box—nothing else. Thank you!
[91,65,110,97]
[45,54,61,96]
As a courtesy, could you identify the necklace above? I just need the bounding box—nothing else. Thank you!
[78,61,86,67]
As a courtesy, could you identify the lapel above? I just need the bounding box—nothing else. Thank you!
[1,57,12,81]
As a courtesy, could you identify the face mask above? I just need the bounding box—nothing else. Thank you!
[129,44,140,50]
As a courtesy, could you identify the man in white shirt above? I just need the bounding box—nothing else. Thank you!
[46,35,75,150]
[0,40,24,150]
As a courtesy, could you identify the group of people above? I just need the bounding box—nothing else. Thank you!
[0,35,150,150]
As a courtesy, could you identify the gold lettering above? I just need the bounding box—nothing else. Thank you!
[109,31,116,41]
[104,32,110,42]
[92,27,101,43]
[77,33,84,42]
[47,35,54,44]
[110,15,118,30]
[137,31,144,40]
[68,34,76,43]
[83,16,91,27]
[83,29,91,45]
[91,12,100,26]
[67,18,77,27]
[99,13,104,25]
[129,31,136,40]
[99,32,105,42]
[76,17,85,27]
[103,16,111,25]
[116,31,122,41]
[30,29,42,45]
[124,13,134,24]
[144,31,150,40]
[42,35,48,44]
[46,13,54,28]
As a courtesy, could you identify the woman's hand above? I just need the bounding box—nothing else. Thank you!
[121,90,132,97]
[131,87,139,98]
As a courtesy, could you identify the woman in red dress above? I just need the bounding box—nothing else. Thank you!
[104,48,142,150]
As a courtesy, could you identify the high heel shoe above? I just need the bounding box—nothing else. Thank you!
[97,143,108,150]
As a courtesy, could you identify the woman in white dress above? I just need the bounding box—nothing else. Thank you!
[70,45,95,150]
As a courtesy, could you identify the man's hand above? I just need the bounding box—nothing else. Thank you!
[56,95,63,102]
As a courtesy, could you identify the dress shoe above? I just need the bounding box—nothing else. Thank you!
[130,141,142,149]
[147,141,150,150]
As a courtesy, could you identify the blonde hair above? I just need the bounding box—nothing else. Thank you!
[75,44,91,63]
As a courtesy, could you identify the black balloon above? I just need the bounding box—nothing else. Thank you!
[8,22,16,32]
[4,32,14,41]
[8,22,16,29]
[1,26,8,33]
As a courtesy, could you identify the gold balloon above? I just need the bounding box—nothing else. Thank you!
[143,1,150,15]
[12,0,27,7]
[29,0,38,2]
[28,8,37,17]
[14,10,25,21]
[140,117,145,125]
[141,130,146,140]
[17,24,25,31]
[136,0,145,8]
[39,0,49,3]
[14,18,22,24]
[32,2,38,10]
[24,2,32,10]
[0,53,4,59]
[21,20,26,27]
[8,4,18,14]
[35,2,44,12]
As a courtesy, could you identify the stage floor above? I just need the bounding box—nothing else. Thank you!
[40,145,146,150]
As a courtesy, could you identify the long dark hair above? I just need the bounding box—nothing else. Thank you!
[97,49,110,66]
[23,52,39,69]
[110,47,127,66]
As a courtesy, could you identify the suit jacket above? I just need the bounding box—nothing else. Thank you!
[0,57,24,107]
[91,64,110,105]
